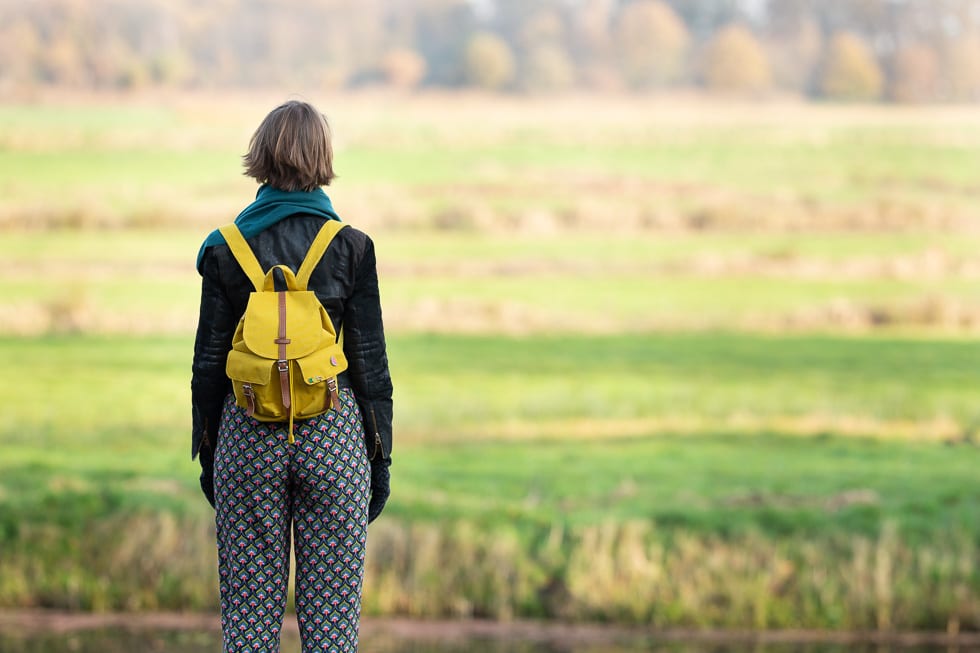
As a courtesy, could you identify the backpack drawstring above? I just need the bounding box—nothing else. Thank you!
[287,362,296,444]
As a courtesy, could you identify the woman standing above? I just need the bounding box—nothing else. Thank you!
[191,100,392,652]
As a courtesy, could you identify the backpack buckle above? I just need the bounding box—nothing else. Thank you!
[325,376,341,412]
[276,360,289,373]
[241,383,256,417]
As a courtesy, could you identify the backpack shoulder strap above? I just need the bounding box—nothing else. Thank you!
[218,224,265,291]
[296,221,348,289]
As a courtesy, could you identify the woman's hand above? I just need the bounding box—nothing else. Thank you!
[367,458,390,523]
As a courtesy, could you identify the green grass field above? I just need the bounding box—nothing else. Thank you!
[1,227,977,336]
[0,94,978,630]
[2,97,979,230]
[2,333,978,626]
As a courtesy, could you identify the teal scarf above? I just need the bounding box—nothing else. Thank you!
[196,185,341,272]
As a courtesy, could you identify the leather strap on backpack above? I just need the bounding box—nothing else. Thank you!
[275,290,291,410]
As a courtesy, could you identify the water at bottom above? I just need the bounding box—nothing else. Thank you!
[0,628,977,653]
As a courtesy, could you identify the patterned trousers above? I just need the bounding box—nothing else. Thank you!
[214,389,370,653]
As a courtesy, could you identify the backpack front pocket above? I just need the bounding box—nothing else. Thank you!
[293,344,348,418]
[226,349,287,421]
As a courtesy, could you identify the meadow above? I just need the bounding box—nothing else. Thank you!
[0,92,978,632]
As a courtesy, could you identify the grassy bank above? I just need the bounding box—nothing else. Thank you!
[1,333,977,629]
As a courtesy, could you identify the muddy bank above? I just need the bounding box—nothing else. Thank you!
[0,611,977,648]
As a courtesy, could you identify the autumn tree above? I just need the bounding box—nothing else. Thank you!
[380,48,428,89]
[766,19,822,93]
[519,8,566,50]
[569,0,623,90]
[614,0,690,89]
[464,32,516,91]
[521,43,576,93]
[149,50,194,87]
[889,43,939,103]
[501,3,576,93]
[819,31,883,101]
[412,0,475,85]
[701,24,772,94]
[574,0,615,59]
[3,0,978,102]
[665,0,741,39]
[39,35,86,86]
[0,19,41,90]
[942,34,980,101]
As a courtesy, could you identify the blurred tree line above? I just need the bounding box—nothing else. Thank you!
[2,0,980,102]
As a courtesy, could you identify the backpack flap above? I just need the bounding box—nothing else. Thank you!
[240,289,324,360]
[295,344,348,383]
[226,348,273,386]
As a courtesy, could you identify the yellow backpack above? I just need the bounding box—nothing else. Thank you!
[219,221,349,443]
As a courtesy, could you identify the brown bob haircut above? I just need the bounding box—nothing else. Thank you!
[243,100,335,191]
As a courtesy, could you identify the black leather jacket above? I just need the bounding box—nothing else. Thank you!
[191,214,393,465]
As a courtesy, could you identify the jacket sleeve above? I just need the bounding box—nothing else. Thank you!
[191,247,236,460]
[344,236,393,461]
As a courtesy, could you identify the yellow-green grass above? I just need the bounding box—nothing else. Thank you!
[2,97,980,232]
[3,332,978,444]
[1,229,978,336]
[3,95,978,335]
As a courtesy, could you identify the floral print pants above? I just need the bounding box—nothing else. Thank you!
[214,389,369,652]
